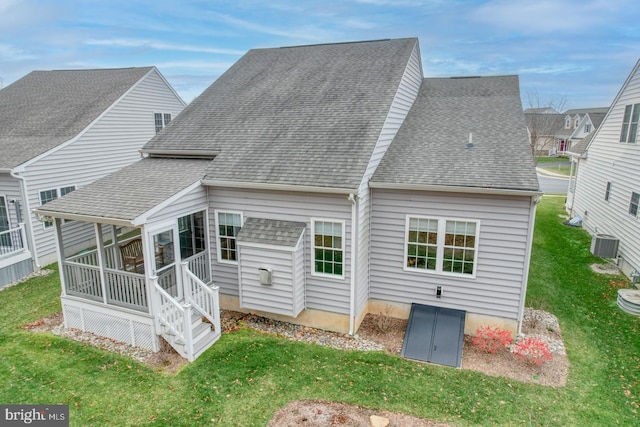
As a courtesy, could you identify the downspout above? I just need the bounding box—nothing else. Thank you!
[348,193,358,335]
[10,170,40,270]
[517,195,540,335]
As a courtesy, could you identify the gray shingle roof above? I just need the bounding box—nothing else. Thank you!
[563,107,609,115]
[237,218,306,247]
[35,158,209,223]
[0,67,153,169]
[524,113,567,137]
[371,76,540,192]
[567,132,595,156]
[144,38,418,189]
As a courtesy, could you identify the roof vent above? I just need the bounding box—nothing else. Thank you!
[465,132,474,149]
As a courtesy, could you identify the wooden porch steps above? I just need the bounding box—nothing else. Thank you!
[618,289,640,316]
[160,312,220,361]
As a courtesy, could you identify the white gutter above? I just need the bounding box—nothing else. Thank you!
[517,195,540,335]
[370,182,542,196]
[32,209,134,227]
[10,170,40,269]
[348,193,358,335]
[202,179,356,195]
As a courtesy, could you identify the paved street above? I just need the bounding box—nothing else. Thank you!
[538,174,569,194]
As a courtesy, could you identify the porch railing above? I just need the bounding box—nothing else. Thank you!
[185,251,210,283]
[105,268,147,311]
[182,261,220,332]
[0,224,28,257]
[64,262,103,302]
[63,261,147,312]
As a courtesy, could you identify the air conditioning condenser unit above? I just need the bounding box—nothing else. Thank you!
[590,234,619,258]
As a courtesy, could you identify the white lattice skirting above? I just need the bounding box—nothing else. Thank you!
[61,296,159,351]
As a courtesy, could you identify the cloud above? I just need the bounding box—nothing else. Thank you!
[204,11,332,41]
[85,39,245,55]
[470,0,625,34]
[355,0,427,6]
[0,43,35,61]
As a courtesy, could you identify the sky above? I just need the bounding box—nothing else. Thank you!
[1,0,639,110]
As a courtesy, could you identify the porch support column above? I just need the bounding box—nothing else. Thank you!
[94,223,108,305]
[53,218,67,297]
[111,225,121,270]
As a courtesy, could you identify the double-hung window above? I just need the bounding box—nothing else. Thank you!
[39,185,77,228]
[216,211,242,263]
[154,112,172,134]
[620,104,640,143]
[405,216,479,277]
[312,219,344,278]
[630,192,640,216]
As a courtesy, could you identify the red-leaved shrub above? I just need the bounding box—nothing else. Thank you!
[512,337,553,365]
[471,325,513,354]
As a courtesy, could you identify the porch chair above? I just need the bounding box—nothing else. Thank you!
[120,238,144,273]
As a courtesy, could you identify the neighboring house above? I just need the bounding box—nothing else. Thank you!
[525,107,608,156]
[567,59,640,282]
[35,38,539,362]
[0,67,186,287]
[524,112,566,156]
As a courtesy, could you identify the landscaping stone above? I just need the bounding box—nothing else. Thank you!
[370,414,390,427]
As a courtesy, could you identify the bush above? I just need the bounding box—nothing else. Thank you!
[471,325,513,354]
[512,337,553,365]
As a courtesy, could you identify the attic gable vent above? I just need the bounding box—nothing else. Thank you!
[590,234,619,258]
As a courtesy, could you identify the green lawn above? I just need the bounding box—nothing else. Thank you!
[536,156,570,164]
[1,197,639,426]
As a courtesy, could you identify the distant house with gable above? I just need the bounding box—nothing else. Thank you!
[0,67,186,287]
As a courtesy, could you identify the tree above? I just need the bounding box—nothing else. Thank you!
[524,91,567,165]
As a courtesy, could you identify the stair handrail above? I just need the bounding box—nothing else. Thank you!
[181,261,221,336]
[152,277,187,348]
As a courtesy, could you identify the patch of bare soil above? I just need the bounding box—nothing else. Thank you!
[590,262,622,275]
[357,308,569,387]
[269,400,454,427]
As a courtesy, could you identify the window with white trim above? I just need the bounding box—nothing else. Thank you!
[154,112,172,134]
[630,192,640,216]
[39,186,76,228]
[585,123,591,133]
[405,216,479,276]
[312,219,344,277]
[620,104,640,143]
[216,211,241,262]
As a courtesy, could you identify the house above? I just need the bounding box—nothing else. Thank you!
[524,112,567,156]
[566,59,640,284]
[0,67,186,287]
[34,38,540,361]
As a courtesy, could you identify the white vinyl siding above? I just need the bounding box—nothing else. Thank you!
[238,236,305,317]
[570,61,640,277]
[353,41,423,317]
[208,187,352,314]
[371,189,533,320]
[21,69,186,265]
